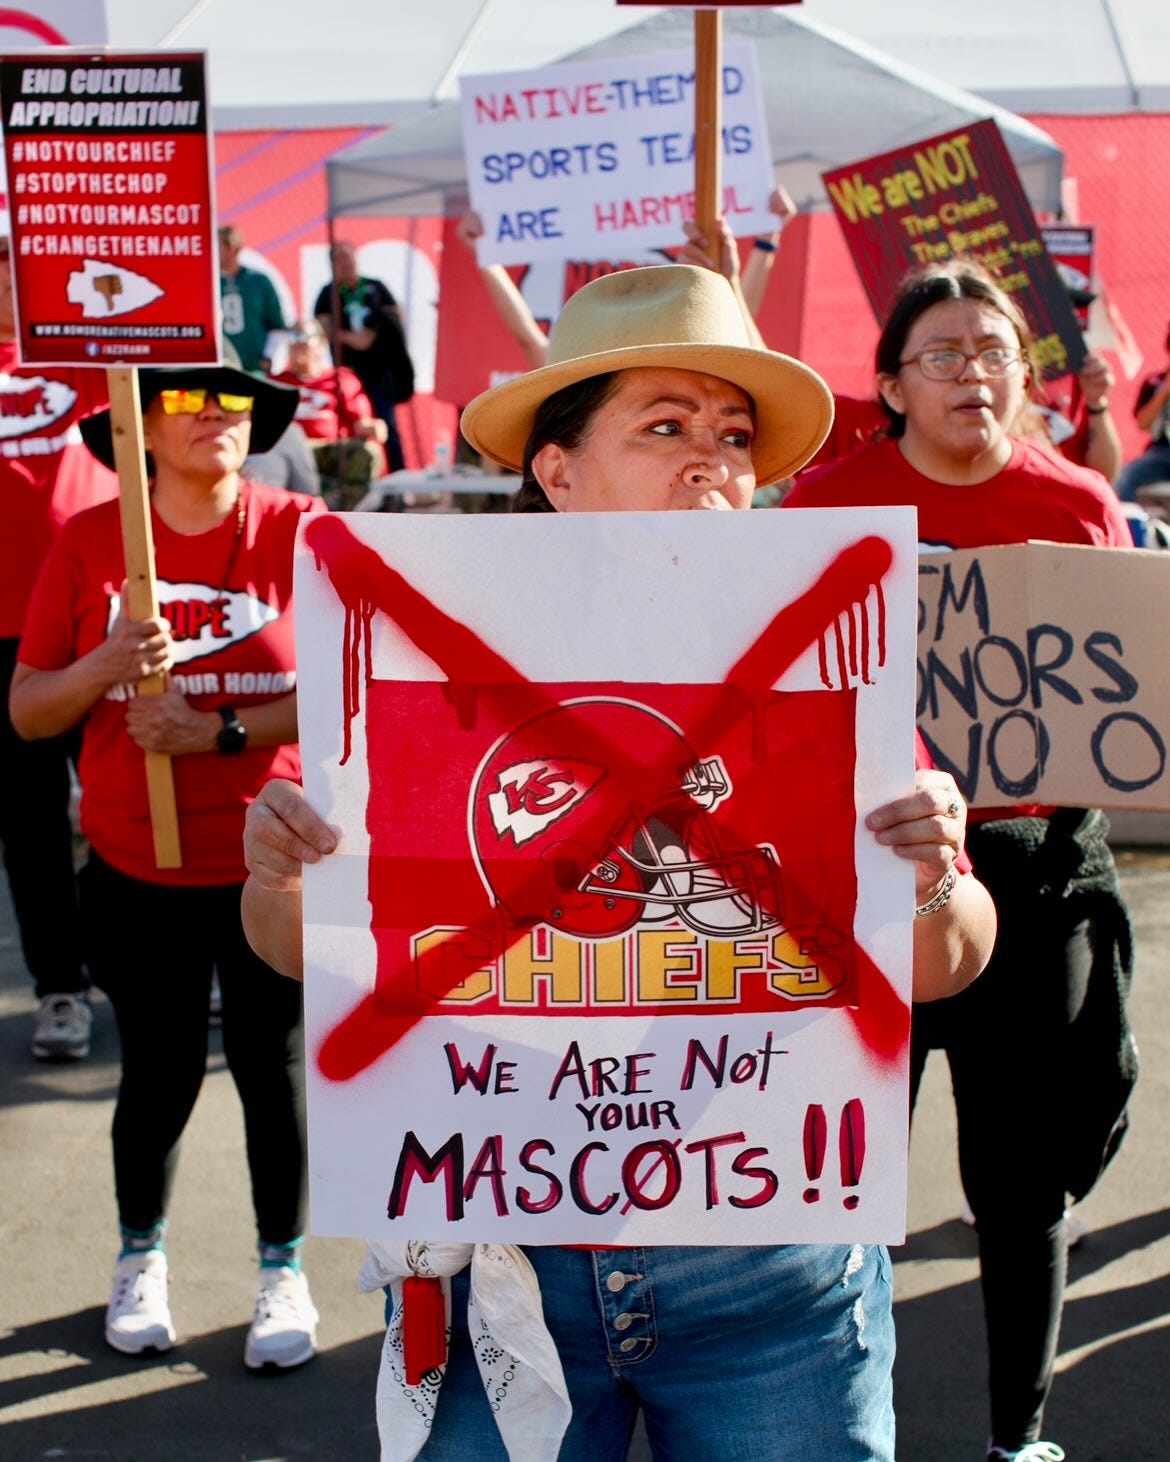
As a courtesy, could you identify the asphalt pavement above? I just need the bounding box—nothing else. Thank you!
[1,849,1168,1461]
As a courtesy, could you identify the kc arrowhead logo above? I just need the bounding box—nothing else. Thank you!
[487,758,606,846]
[67,259,165,319]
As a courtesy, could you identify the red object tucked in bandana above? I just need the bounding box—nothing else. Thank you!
[403,1274,447,1384]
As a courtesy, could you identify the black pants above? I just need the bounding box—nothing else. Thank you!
[365,379,407,473]
[80,853,307,1243]
[910,815,1128,1450]
[0,637,86,999]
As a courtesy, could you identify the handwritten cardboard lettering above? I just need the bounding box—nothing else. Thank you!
[917,544,1170,809]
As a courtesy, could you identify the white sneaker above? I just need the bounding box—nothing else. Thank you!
[105,1250,176,1355]
[244,1267,319,1371]
[32,993,92,1060]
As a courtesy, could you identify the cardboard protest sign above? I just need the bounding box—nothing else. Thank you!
[461,44,774,265]
[0,51,218,367]
[297,508,919,1245]
[917,543,1170,810]
[823,119,1085,379]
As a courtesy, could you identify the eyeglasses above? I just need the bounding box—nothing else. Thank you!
[899,347,1025,381]
[158,388,255,415]
[289,331,321,344]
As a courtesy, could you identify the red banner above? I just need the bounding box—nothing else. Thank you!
[0,50,219,368]
[822,119,1085,379]
[363,680,859,1020]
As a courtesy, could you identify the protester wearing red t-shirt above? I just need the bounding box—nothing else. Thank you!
[12,359,324,1374]
[0,237,120,1061]
[274,317,386,506]
[787,259,1135,1462]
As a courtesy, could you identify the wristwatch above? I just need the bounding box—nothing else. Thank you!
[216,707,247,755]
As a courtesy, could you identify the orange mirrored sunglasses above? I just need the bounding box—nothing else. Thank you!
[158,388,254,416]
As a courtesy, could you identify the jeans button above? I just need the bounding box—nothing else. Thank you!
[606,1271,627,1293]
[613,1312,633,1331]
[619,1337,639,1353]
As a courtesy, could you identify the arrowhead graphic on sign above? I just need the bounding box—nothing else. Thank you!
[66,259,165,318]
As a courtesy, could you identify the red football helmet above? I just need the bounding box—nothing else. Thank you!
[470,698,783,939]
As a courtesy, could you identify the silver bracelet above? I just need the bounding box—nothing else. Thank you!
[915,865,957,917]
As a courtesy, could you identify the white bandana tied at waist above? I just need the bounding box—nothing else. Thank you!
[358,1240,572,1462]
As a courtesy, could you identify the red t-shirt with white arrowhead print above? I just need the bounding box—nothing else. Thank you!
[0,343,119,637]
[18,480,325,886]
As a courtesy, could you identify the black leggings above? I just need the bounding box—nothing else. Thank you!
[80,853,307,1244]
[910,814,1130,1450]
[0,637,86,998]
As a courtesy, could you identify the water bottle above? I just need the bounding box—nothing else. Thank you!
[431,430,452,476]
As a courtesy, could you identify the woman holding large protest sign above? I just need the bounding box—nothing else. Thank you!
[243,264,996,1460]
[9,359,325,1373]
[786,259,1137,1462]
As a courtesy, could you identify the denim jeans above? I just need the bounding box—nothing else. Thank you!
[420,1243,895,1460]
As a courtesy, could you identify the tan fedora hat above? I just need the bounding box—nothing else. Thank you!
[461,264,834,487]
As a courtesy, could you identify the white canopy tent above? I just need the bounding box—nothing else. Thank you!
[324,6,1066,223]
[800,0,1170,115]
[83,0,1168,126]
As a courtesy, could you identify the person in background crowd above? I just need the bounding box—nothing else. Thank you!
[1025,349,1121,484]
[0,233,118,1061]
[315,240,412,473]
[786,259,1137,1462]
[274,317,387,507]
[243,419,322,497]
[1114,322,1170,500]
[685,200,1123,486]
[218,224,287,374]
[241,264,997,1462]
[10,357,324,1372]
[455,211,553,371]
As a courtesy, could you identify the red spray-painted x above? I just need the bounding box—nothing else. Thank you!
[303,515,909,1081]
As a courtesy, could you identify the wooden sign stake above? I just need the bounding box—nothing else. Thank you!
[106,368,182,869]
[694,8,724,250]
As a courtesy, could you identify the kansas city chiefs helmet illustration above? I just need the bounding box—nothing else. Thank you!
[469,698,783,939]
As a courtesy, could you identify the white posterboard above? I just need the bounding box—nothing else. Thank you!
[461,44,775,265]
[297,507,918,1245]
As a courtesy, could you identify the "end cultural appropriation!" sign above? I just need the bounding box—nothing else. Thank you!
[0,50,218,367]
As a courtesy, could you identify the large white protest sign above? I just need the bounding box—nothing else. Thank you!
[461,44,775,265]
[297,507,918,1245]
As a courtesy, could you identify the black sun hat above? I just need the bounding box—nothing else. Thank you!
[79,344,299,471]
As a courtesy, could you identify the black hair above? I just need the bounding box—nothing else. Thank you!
[875,259,1036,438]
[511,372,622,513]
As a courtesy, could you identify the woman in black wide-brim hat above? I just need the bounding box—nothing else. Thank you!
[10,355,328,1372]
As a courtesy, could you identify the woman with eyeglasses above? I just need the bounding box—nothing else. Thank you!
[9,360,326,1373]
[786,260,1136,1462]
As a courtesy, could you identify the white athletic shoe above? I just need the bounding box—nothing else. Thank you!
[987,1443,1066,1461]
[31,993,92,1061]
[244,1267,319,1371]
[105,1250,176,1355]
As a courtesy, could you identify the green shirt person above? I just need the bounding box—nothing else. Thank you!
[219,224,287,372]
